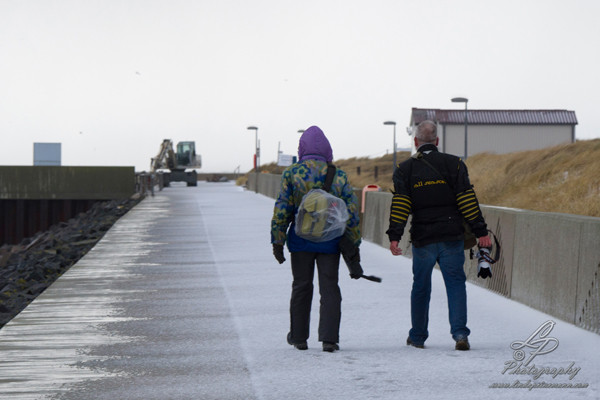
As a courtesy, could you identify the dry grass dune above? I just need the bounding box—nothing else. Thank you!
[251,138,600,218]
[466,139,600,217]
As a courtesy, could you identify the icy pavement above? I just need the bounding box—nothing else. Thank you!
[0,181,598,400]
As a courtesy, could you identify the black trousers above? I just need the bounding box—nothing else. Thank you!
[289,251,342,344]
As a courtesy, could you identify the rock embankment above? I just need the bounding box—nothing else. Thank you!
[0,196,142,329]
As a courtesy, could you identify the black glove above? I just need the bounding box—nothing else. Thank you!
[338,236,363,279]
[272,243,286,264]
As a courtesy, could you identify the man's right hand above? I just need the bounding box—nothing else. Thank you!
[390,240,403,256]
[477,235,492,248]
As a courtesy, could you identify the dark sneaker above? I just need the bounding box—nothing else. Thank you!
[294,342,308,350]
[322,342,339,352]
[455,338,470,351]
[406,337,425,349]
[287,332,308,350]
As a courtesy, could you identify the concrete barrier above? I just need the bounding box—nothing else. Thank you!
[576,221,600,332]
[247,173,281,199]
[0,166,135,200]
[362,191,414,258]
[251,172,600,334]
[361,191,391,248]
[0,166,136,245]
[464,207,517,298]
[247,173,258,193]
[511,211,582,323]
[196,172,241,181]
[259,173,282,199]
[362,191,600,334]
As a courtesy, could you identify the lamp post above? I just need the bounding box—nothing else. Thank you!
[383,121,397,169]
[451,97,469,159]
[247,126,259,172]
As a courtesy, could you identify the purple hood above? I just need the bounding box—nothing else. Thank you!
[298,126,333,162]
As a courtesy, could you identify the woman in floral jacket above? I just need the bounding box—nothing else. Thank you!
[271,125,360,352]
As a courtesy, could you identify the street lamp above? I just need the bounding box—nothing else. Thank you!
[451,97,469,159]
[247,126,259,172]
[383,121,397,168]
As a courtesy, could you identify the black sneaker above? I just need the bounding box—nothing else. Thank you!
[406,337,425,349]
[294,342,308,350]
[322,342,339,352]
[455,338,470,351]
[287,332,308,350]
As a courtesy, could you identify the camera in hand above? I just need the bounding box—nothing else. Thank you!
[476,247,494,279]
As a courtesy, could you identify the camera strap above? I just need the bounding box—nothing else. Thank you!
[412,151,455,191]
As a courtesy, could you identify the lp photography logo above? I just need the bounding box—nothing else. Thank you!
[489,320,589,391]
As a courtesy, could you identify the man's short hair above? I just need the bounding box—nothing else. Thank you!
[416,120,437,143]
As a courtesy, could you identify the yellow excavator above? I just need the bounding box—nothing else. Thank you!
[151,139,202,187]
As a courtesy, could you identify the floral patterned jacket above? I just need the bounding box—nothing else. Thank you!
[270,159,361,252]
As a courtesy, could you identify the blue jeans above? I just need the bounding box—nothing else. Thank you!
[409,240,470,345]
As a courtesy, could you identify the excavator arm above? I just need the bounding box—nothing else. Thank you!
[151,139,177,172]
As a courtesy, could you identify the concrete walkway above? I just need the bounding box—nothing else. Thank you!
[0,184,256,399]
[0,182,598,400]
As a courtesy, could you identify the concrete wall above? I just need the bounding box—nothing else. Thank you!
[0,166,135,200]
[362,191,600,334]
[250,172,600,334]
[257,173,282,199]
[196,172,243,181]
[0,166,136,245]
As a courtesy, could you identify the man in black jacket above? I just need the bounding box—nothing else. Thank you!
[387,120,491,351]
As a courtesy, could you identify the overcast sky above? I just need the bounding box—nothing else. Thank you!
[1,0,599,172]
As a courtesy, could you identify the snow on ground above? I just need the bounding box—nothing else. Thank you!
[199,182,600,400]
[0,181,597,400]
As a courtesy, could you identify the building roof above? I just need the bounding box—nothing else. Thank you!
[411,108,578,125]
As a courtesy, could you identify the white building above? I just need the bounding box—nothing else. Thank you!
[408,108,578,158]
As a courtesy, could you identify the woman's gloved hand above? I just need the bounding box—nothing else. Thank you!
[272,243,286,264]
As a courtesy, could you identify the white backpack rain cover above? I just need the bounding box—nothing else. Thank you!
[294,188,349,242]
